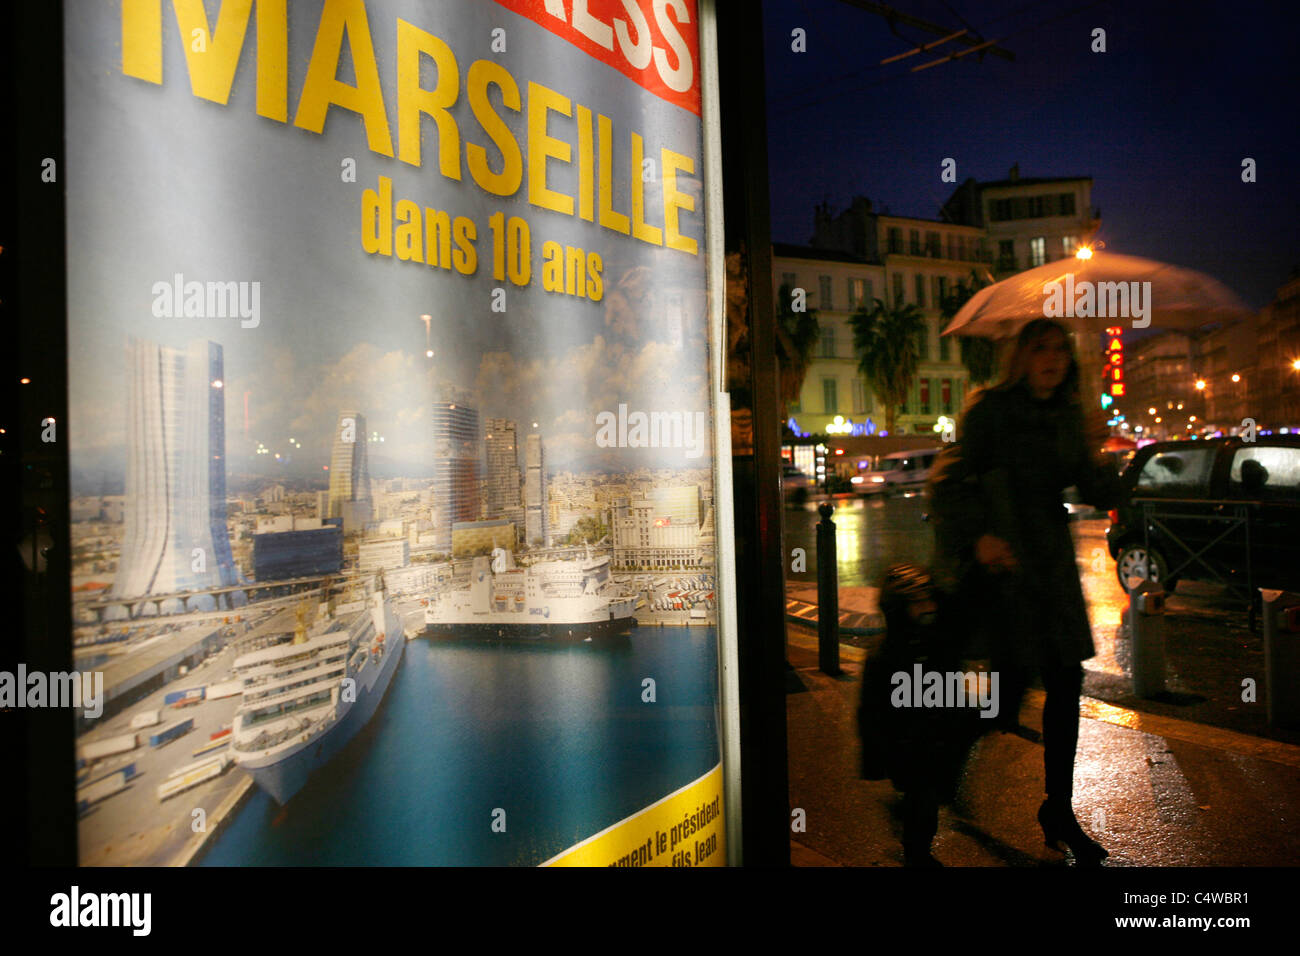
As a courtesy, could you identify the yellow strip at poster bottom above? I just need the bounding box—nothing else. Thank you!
[542,762,725,867]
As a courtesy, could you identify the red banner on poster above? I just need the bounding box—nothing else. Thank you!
[494,0,701,115]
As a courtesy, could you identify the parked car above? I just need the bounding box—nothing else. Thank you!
[1106,436,1300,595]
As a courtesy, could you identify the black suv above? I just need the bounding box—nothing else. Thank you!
[1106,435,1300,596]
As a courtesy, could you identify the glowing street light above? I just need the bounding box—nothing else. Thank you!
[1231,373,1241,383]
[1195,379,1207,391]
[420,314,434,359]
[1148,407,1157,415]
[1292,358,1300,372]
[1075,245,1094,260]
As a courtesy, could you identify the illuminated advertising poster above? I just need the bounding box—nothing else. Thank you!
[66,0,727,866]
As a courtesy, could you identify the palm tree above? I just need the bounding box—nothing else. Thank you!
[849,295,925,435]
[939,271,998,386]
[776,282,820,423]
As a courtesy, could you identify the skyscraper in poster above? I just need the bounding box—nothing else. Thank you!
[327,410,373,533]
[432,387,481,552]
[484,417,521,517]
[525,431,548,547]
[110,338,241,610]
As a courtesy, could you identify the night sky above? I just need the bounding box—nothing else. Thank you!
[761,0,1299,310]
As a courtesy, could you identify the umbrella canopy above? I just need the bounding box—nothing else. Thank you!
[941,253,1252,340]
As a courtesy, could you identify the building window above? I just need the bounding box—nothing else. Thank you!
[926,231,941,257]
[848,277,866,310]
[853,379,867,413]
[888,227,903,254]
[998,240,1015,271]
[1063,235,1078,256]
[1058,193,1076,215]
[920,379,931,415]
[942,378,953,412]
[916,321,929,361]
[892,273,904,306]
[914,274,926,308]
[939,333,950,361]
[819,275,833,310]
[820,325,835,358]
[909,230,921,255]
[932,276,942,309]
[1029,196,1046,218]
[863,279,874,306]
[782,272,797,291]
[946,235,956,260]
[822,378,838,414]
[1029,237,1046,267]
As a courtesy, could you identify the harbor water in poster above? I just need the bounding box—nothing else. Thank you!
[65,0,724,866]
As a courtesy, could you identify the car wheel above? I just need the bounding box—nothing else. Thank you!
[1115,544,1176,593]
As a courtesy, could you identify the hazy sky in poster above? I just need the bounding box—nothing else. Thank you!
[65,0,711,487]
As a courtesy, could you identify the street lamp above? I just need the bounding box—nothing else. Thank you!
[1195,379,1206,391]
[1075,245,1094,260]
[421,314,434,358]
[1292,359,1300,372]
[1148,407,1157,415]
[1231,373,1241,383]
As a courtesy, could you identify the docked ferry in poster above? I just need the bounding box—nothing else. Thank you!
[229,573,405,805]
[423,548,636,641]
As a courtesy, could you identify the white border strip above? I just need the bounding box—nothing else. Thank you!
[698,0,743,868]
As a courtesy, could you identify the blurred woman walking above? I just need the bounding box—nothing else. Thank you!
[928,318,1121,865]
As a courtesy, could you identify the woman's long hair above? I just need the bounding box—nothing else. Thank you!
[986,318,1082,404]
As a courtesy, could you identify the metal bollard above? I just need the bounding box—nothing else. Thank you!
[816,503,841,675]
[1261,589,1300,727]
[1125,577,1166,698]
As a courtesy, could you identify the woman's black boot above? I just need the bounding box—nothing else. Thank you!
[1038,798,1107,865]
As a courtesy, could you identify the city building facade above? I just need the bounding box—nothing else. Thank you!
[252,524,343,581]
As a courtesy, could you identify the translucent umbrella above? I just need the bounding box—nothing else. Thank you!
[941,251,1252,340]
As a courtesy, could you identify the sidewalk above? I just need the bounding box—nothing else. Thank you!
[784,584,1300,867]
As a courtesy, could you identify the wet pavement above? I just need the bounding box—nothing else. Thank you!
[785,628,1300,867]
[782,494,1300,866]
[785,496,1299,745]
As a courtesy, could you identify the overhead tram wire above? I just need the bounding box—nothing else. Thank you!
[769,0,1019,110]
[769,0,1114,115]
[772,0,1046,106]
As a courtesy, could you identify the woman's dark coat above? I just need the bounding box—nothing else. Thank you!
[926,383,1124,668]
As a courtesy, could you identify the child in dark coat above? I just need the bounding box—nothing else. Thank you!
[859,564,984,866]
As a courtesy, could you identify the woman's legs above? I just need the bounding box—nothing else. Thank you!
[1040,661,1083,801]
